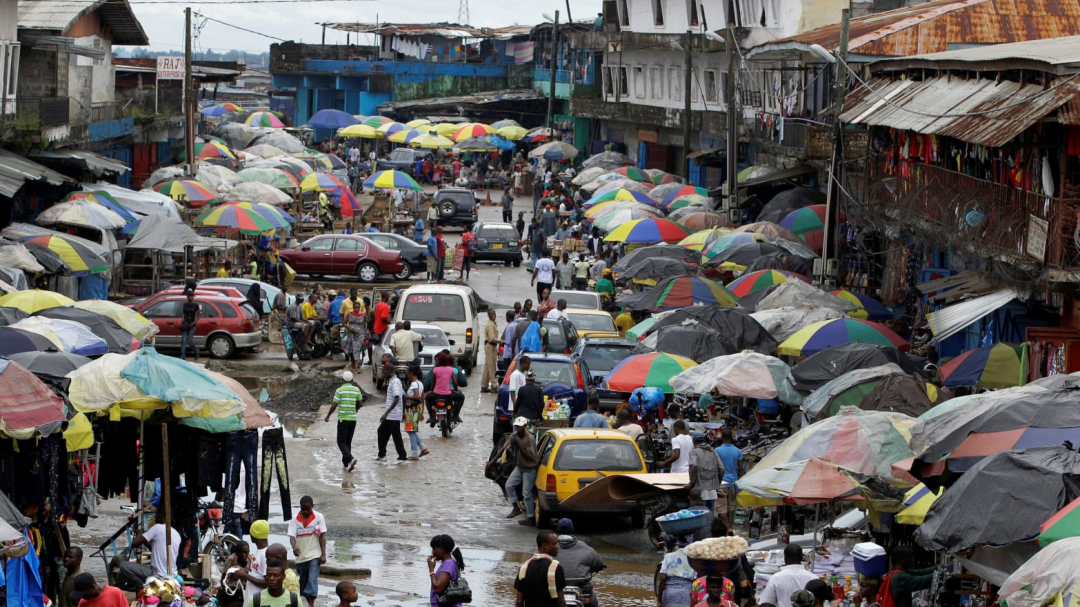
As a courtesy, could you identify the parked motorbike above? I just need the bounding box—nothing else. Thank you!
[564,577,597,607]
[284,326,329,361]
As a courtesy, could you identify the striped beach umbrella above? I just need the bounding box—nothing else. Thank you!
[153,179,218,206]
[363,170,422,191]
[300,172,348,193]
[601,352,698,393]
[777,318,910,357]
[63,191,137,223]
[613,166,650,183]
[662,185,709,206]
[624,275,739,312]
[832,290,893,321]
[360,115,395,128]
[376,122,410,137]
[453,123,496,141]
[243,111,285,128]
[196,204,276,234]
[387,128,423,145]
[726,269,810,298]
[939,342,1028,389]
[779,204,828,252]
[678,228,732,252]
[180,141,236,161]
[214,201,295,229]
[585,200,661,220]
[584,188,661,208]
[604,217,690,244]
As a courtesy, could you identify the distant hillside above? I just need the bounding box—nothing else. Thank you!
[115,47,269,68]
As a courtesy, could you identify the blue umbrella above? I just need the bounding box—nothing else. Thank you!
[307,109,359,130]
[485,135,517,151]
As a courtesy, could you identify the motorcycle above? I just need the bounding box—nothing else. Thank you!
[431,395,458,438]
[564,577,597,607]
[283,326,329,361]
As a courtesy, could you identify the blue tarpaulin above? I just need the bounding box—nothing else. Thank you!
[6,536,42,607]
[119,348,243,412]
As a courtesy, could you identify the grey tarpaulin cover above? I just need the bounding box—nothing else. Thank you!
[0,489,29,530]
[612,244,700,275]
[755,279,856,313]
[801,364,907,420]
[646,305,777,353]
[859,374,934,417]
[791,342,923,391]
[634,324,732,363]
[915,447,1080,552]
[756,187,825,223]
[745,252,814,277]
[0,306,28,326]
[125,215,236,253]
[0,242,45,273]
[619,257,695,284]
[751,307,846,342]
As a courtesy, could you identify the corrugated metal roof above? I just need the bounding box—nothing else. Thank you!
[326,22,488,38]
[839,75,1080,147]
[488,25,533,40]
[877,34,1080,72]
[747,0,1080,60]
[18,0,148,46]
[0,149,76,198]
[31,150,129,174]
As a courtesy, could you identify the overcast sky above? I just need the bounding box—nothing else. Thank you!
[127,0,602,55]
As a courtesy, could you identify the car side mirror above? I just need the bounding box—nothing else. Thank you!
[300,246,310,252]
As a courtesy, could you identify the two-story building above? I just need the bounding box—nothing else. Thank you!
[1,0,17,116]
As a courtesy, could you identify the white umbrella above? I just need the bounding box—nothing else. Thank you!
[572,167,611,186]
[244,144,287,159]
[529,141,579,161]
[670,351,803,405]
[999,536,1080,607]
[227,182,293,205]
[36,200,126,230]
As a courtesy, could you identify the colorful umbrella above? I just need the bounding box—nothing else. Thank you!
[406,118,432,128]
[304,153,347,171]
[604,217,689,244]
[360,115,395,128]
[726,269,810,298]
[1040,497,1080,546]
[939,342,1028,389]
[409,133,455,149]
[387,128,423,145]
[801,365,934,420]
[0,359,66,436]
[591,208,663,232]
[613,166,650,183]
[300,172,348,193]
[64,191,137,223]
[363,170,422,191]
[453,123,495,141]
[199,102,242,116]
[601,352,697,393]
[154,179,219,206]
[18,236,109,275]
[72,300,157,341]
[625,317,656,341]
[779,205,828,252]
[530,141,579,161]
[661,185,709,206]
[523,126,557,142]
[0,289,76,313]
[831,290,893,321]
[701,232,773,260]
[619,275,738,312]
[376,121,410,137]
[496,125,528,140]
[328,187,359,218]
[11,317,108,356]
[584,188,661,208]
[678,228,732,252]
[180,141,237,161]
[897,483,942,525]
[777,318,910,357]
[215,201,294,229]
[196,204,275,234]
[243,111,285,128]
[665,194,708,212]
[584,200,660,220]
[306,109,358,130]
[36,199,126,230]
[737,457,882,507]
[647,169,682,186]
[337,124,381,139]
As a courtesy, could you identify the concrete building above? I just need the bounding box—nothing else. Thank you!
[1,0,18,116]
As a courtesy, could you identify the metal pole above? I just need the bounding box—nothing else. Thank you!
[546,10,560,137]
[184,7,196,177]
[820,8,849,286]
[161,424,173,574]
[724,10,737,214]
[564,0,573,23]
[682,30,693,180]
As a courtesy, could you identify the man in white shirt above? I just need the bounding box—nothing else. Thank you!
[377,363,408,461]
[287,497,328,607]
[531,250,556,301]
[660,420,693,473]
[239,519,270,606]
[615,408,642,440]
[545,299,570,322]
[508,355,530,413]
[131,523,180,577]
[759,544,817,607]
[389,321,424,363]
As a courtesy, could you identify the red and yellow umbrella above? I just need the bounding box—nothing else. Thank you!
[153,179,218,207]
[726,269,810,298]
[453,123,496,141]
[601,352,698,393]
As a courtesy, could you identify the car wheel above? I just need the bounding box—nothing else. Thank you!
[357,262,379,283]
[512,259,521,267]
[536,504,553,528]
[504,260,512,267]
[438,200,456,218]
[394,263,413,281]
[208,334,235,359]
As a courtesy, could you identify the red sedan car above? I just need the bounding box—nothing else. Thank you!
[133,293,262,358]
[278,234,404,282]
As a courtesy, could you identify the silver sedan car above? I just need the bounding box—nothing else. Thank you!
[371,323,450,390]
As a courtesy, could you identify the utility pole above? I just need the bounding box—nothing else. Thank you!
[682,30,693,179]
[184,6,196,177]
[819,8,850,286]
[545,10,560,136]
[723,3,737,214]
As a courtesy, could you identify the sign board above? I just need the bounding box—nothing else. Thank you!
[844,128,870,160]
[156,56,185,80]
[807,126,831,159]
[1027,214,1049,262]
[607,41,622,53]
[638,129,658,143]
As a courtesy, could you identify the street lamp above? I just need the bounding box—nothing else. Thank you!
[809,43,837,63]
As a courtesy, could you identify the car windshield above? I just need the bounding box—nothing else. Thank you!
[554,439,643,472]
[382,327,449,347]
[567,313,616,333]
[529,360,577,387]
[390,150,415,161]
[542,321,569,350]
[401,293,466,322]
[479,226,518,240]
[581,344,635,372]
[555,292,600,309]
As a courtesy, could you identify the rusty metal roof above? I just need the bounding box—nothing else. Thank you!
[747,0,1080,60]
[326,22,488,38]
[876,34,1080,73]
[839,75,1080,147]
[18,0,148,46]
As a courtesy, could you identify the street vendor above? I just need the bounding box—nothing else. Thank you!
[594,268,615,300]
[879,546,935,607]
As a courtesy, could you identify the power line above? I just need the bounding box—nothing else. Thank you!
[130,0,375,4]
[193,12,287,41]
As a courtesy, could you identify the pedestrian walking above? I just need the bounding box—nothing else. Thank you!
[531,250,556,301]
[435,227,447,280]
[528,222,546,272]
[287,496,327,607]
[325,371,363,472]
[180,289,200,360]
[504,417,539,524]
[429,534,466,607]
[377,363,408,461]
[688,431,724,515]
[502,187,515,223]
[425,229,438,281]
[344,298,367,373]
[515,530,567,606]
[482,308,502,392]
[403,366,429,460]
[555,253,574,290]
[461,225,475,281]
[573,257,590,291]
[714,428,745,529]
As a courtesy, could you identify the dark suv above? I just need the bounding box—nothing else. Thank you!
[433,188,478,229]
[380,148,434,171]
[471,222,522,266]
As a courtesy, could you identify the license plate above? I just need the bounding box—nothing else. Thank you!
[492,243,503,249]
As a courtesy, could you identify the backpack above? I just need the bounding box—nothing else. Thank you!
[878,569,903,607]
[253,590,299,607]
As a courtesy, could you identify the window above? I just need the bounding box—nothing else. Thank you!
[479,225,519,239]
[617,0,629,26]
[603,67,614,96]
[306,238,334,251]
[551,291,600,309]
[653,0,665,26]
[367,235,398,249]
[691,69,700,104]
[218,303,238,318]
[705,69,718,103]
[383,327,449,348]
[554,439,644,471]
[142,301,179,319]
[567,313,617,333]
[401,293,466,322]
[719,71,728,104]
[581,344,635,373]
[199,302,221,318]
[650,66,662,98]
[669,66,681,101]
[688,0,700,26]
[335,238,366,252]
[618,66,629,97]
[529,360,577,387]
[633,66,645,98]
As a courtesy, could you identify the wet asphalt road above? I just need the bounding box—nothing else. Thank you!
[74,189,661,606]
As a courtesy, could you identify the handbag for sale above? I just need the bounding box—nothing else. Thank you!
[437,574,472,605]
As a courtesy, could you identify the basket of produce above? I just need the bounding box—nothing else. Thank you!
[686,536,749,576]
[655,508,711,535]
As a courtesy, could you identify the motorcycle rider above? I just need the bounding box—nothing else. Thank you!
[286,295,312,349]
[424,351,465,426]
[554,519,605,606]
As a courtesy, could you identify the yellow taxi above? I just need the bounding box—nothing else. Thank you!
[563,309,621,339]
[534,428,648,526]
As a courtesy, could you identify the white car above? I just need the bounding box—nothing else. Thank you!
[549,289,603,311]
[371,323,450,390]
[392,284,481,372]
[198,278,292,315]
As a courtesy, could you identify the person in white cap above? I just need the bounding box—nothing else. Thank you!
[325,371,364,471]
[502,417,539,525]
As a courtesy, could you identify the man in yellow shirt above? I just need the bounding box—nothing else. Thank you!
[338,288,365,316]
[301,293,327,344]
[216,259,232,278]
[615,308,635,336]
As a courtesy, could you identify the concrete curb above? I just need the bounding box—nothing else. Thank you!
[320,563,372,578]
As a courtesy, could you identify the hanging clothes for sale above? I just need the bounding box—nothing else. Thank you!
[258,428,291,521]
[6,539,44,607]
[96,418,139,501]
[223,430,258,528]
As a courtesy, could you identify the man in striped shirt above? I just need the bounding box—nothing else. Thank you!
[325,371,363,472]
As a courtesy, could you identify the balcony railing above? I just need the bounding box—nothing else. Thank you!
[91,101,131,123]
[16,97,70,126]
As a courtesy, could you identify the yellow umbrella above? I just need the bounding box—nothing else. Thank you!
[376,121,408,136]
[338,124,382,139]
[678,228,732,252]
[406,119,431,128]
[65,412,95,451]
[496,125,528,141]
[896,483,942,525]
[410,133,456,149]
[0,289,75,313]
[71,299,158,341]
[433,122,460,136]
